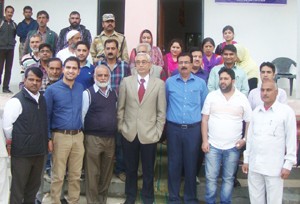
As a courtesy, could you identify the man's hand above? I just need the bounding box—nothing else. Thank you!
[281,168,291,179]
[235,139,246,149]
[242,163,249,174]
[6,145,11,156]
[48,140,53,153]
[202,141,210,153]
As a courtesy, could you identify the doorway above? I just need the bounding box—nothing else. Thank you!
[157,0,203,54]
[97,0,125,35]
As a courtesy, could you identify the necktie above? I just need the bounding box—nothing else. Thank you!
[138,79,145,103]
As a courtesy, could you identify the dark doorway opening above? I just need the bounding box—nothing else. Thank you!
[157,0,203,54]
[97,0,125,35]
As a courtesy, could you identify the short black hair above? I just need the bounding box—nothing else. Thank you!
[75,41,90,50]
[222,44,237,54]
[23,6,32,12]
[202,37,215,48]
[177,52,193,63]
[47,57,62,67]
[104,39,119,49]
[39,43,53,53]
[189,46,202,54]
[5,5,14,12]
[259,62,275,73]
[37,10,49,19]
[64,56,80,68]
[25,67,43,79]
[69,11,80,17]
[218,67,235,80]
[222,25,234,34]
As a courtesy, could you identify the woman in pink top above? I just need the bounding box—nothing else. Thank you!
[215,25,237,55]
[163,38,183,77]
[129,29,164,68]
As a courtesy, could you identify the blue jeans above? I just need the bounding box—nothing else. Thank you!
[205,145,240,204]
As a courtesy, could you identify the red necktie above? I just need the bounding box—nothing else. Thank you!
[138,79,145,103]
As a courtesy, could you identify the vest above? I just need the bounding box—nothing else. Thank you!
[11,88,48,157]
[84,87,118,137]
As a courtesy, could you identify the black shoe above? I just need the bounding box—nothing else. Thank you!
[3,88,13,93]
[35,199,42,204]
[234,179,241,187]
[60,198,68,204]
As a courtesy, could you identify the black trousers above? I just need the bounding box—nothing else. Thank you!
[0,49,14,89]
[122,136,157,204]
[10,155,45,204]
[248,78,258,92]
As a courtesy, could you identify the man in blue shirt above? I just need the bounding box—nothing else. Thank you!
[166,52,208,204]
[16,6,38,64]
[44,56,84,204]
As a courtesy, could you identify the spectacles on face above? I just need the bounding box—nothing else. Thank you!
[178,61,191,65]
[135,60,149,65]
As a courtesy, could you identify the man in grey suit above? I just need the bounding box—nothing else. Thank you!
[117,52,166,204]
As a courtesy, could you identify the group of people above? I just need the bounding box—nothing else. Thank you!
[0,4,298,204]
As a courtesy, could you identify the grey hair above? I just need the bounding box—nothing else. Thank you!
[261,79,278,90]
[135,52,151,62]
[94,64,111,79]
[136,43,151,53]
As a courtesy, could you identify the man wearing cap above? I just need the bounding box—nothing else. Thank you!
[90,13,129,64]
[56,30,81,63]
[56,11,92,53]
[23,10,58,55]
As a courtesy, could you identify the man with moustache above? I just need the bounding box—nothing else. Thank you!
[208,44,249,96]
[166,52,207,204]
[0,5,17,93]
[118,52,166,204]
[75,41,95,89]
[82,65,117,204]
[44,56,84,203]
[24,10,58,55]
[172,47,208,84]
[56,11,92,53]
[46,58,63,87]
[98,38,130,181]
[3,67,49,204]
[16,6,38,64]
[57,30,81,63]
[90,13,129,63]
[202,68,252,204]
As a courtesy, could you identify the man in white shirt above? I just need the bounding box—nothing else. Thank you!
[242,79,297,204]
[202,68,252,204]
[56,30,81,63]
[248,62,287,110]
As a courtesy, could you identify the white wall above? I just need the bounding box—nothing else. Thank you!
[204,0,297,91]
[5,0,98,86]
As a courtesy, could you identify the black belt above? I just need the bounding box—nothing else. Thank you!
[52,129,82,135]
[167,121,200,129]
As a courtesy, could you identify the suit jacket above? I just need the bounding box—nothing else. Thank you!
[117,75,166,144]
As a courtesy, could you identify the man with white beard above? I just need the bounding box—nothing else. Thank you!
[82,65,118,204]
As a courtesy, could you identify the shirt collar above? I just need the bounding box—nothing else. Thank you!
[175,73,195,81]
[81,60,92,68]
[24,87,40,103]
[93,83,111,97]
[257,100,279,113]
[137,74,150,82]
[100,30,117,37]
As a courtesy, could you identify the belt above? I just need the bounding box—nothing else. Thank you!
[167,121,200,129]
[52,129,82,135]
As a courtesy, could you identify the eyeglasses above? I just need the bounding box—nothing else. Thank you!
[178,61,191,65]
[135,60,149,65]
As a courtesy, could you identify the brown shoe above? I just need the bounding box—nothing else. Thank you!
[116,172,126,182]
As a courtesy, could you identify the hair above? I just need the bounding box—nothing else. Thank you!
[39,43,53,52]
[189,46,202,54]
[5,5,14,12]
[104,39,119,49]
[37,10,49,19]
[25,67,43,79]
[222,25,235,34]
[169,38,184,51]
[63,56,80,68]
[139,29,153,46]
[136,43,151,53]
[218,67,235,80]
[30,33,42,42]
[135,53,151,62]
[222,44,237,54]
[75,41,90,50]
[69,11,80,17]
[261,78,278,90]
[47,57,63,67]
[259,62,275,73]
[177,52,193,63]
[94,64,111,78]
[202,37,216,49]
[23,6,32,12]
